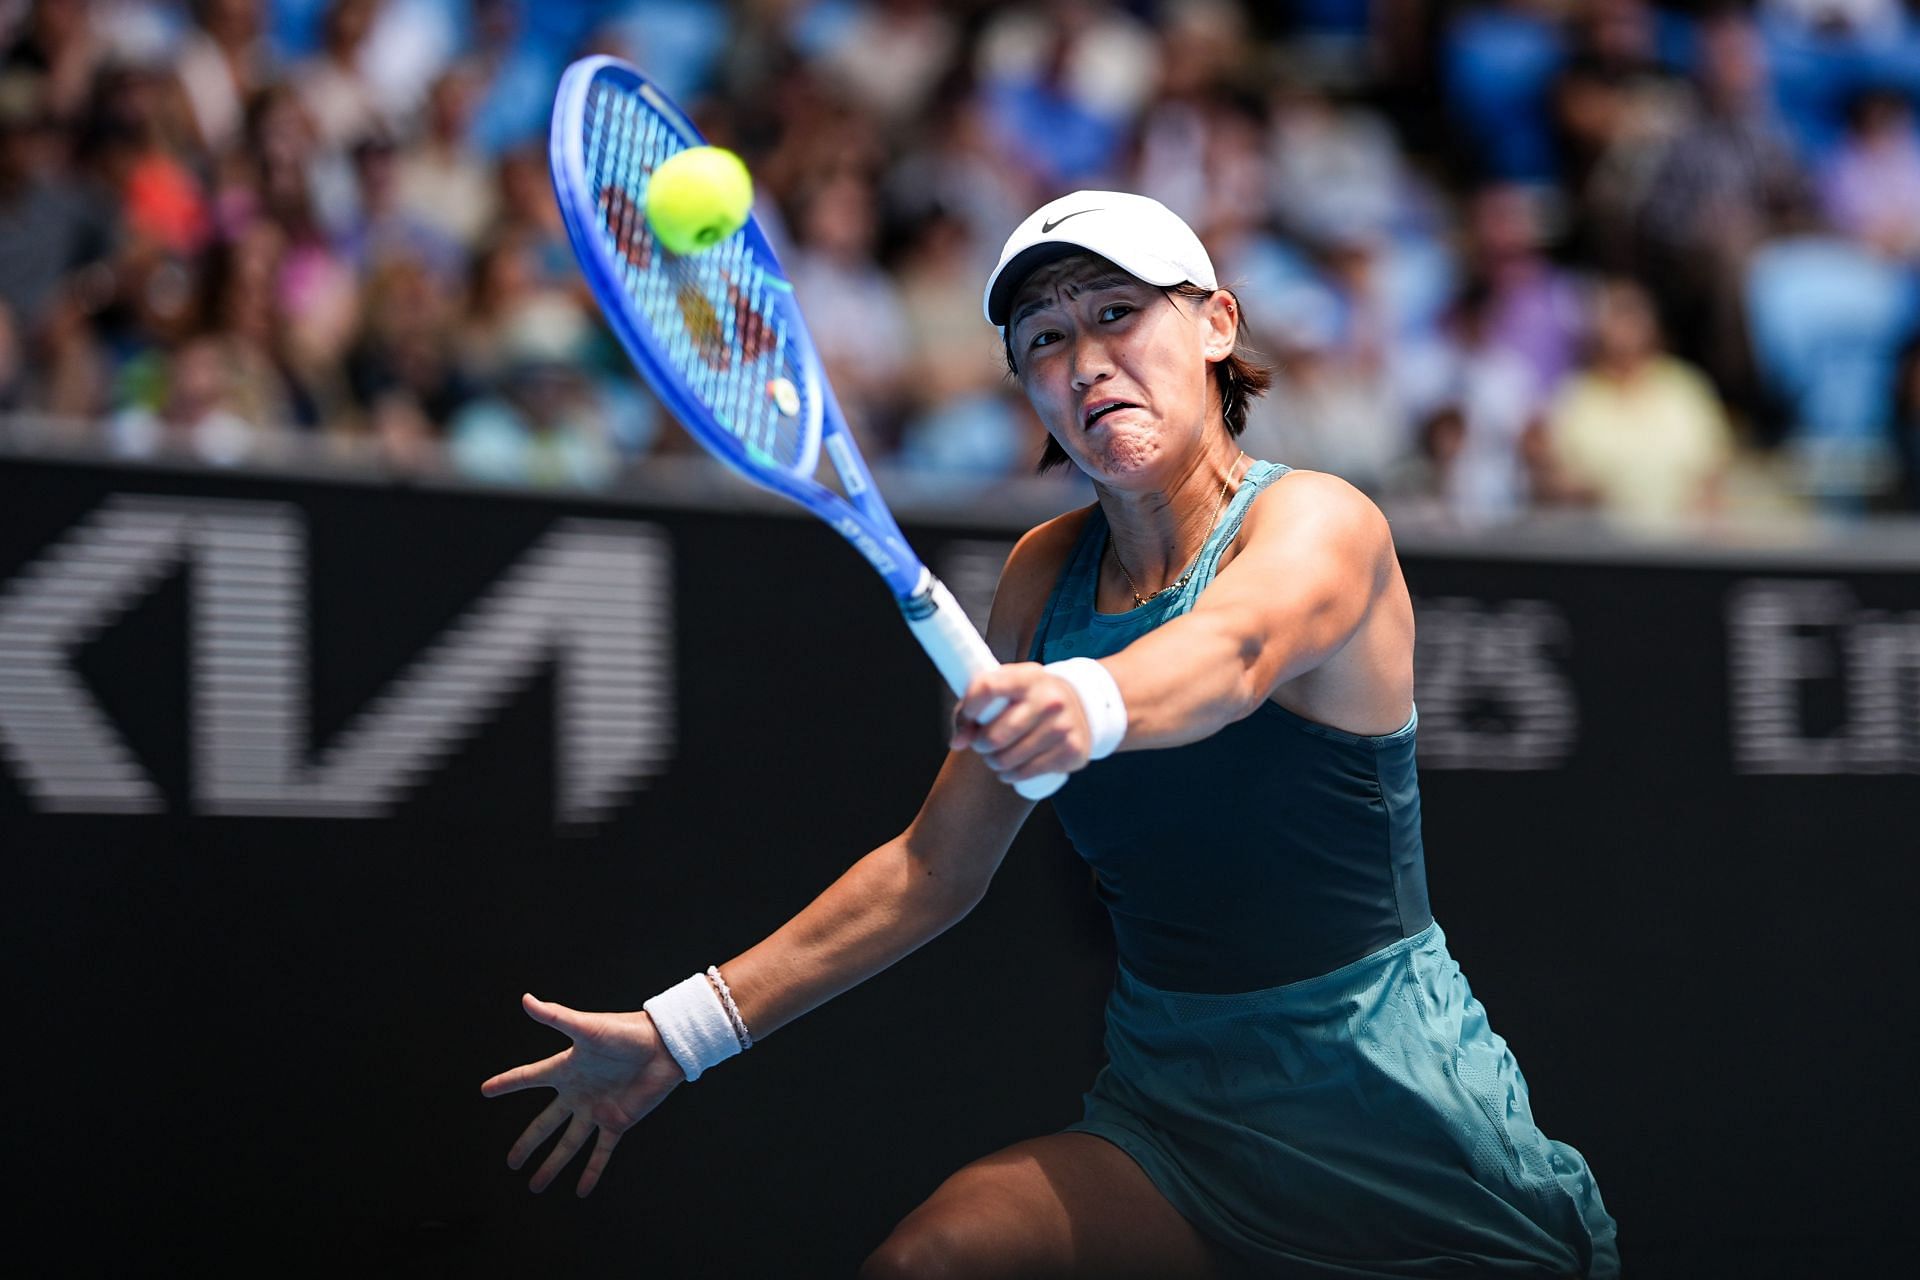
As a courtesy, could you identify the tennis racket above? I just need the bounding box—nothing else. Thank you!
[548,55,1064,800]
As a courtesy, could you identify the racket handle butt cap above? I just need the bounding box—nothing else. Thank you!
[1012,771,1066,800]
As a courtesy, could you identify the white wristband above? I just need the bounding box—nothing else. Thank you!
[1045,657,1127,760]
[643,972,741,1082]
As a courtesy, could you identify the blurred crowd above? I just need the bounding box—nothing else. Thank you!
[6,0,1920,525]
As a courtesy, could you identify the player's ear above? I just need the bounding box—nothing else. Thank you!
[1202,289,1239,364]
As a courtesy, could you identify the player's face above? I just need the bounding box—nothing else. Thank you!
[1008,256,1231,488]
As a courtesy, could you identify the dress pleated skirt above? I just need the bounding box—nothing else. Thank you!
[1061,922,1620,1278]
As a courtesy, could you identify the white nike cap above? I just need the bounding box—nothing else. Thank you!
[983,190,1218,327]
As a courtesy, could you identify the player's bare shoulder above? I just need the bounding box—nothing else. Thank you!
[1242,467,1395,562]
[983,505,1095,663]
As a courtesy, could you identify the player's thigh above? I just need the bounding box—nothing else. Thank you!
[858,1131,1230,1279]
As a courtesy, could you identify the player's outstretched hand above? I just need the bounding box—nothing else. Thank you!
[480,993,686,1196]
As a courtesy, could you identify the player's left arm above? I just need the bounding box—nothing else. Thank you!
[952,472,1392,777]
[1101,471,1391,748]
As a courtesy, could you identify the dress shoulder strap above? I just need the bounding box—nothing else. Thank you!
[1181,459,1292,599]
[1025,505,1107,663]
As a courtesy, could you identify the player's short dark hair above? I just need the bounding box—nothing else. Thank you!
[1003,282,1272,474]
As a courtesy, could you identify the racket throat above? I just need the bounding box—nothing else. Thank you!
[823,431,869,497]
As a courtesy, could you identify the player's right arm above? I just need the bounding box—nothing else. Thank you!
[480,509,1089,1195]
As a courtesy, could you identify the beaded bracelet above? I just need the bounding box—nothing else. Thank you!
[706,965,754,1050]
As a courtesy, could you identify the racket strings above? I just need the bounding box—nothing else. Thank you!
[582,79,817,473]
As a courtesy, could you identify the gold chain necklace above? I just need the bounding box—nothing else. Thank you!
[1107,452,1248,608]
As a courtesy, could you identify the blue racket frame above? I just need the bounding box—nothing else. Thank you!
[549,55,924,601]
[550,55,1067,800]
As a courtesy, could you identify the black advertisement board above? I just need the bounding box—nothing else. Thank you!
[3,456,1913,1275]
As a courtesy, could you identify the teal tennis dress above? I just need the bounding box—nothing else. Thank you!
[1032,461,1619,1277]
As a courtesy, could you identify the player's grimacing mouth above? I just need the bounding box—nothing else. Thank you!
[1082,398,1140,430]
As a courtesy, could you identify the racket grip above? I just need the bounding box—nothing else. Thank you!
[901,573,1066,800]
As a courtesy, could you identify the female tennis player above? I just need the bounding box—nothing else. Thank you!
[482,191,1619,1278]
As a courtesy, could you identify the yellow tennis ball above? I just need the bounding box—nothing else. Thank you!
[645,146,753,255]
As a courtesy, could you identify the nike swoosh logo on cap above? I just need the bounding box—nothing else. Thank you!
[1041,208,1101,233]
